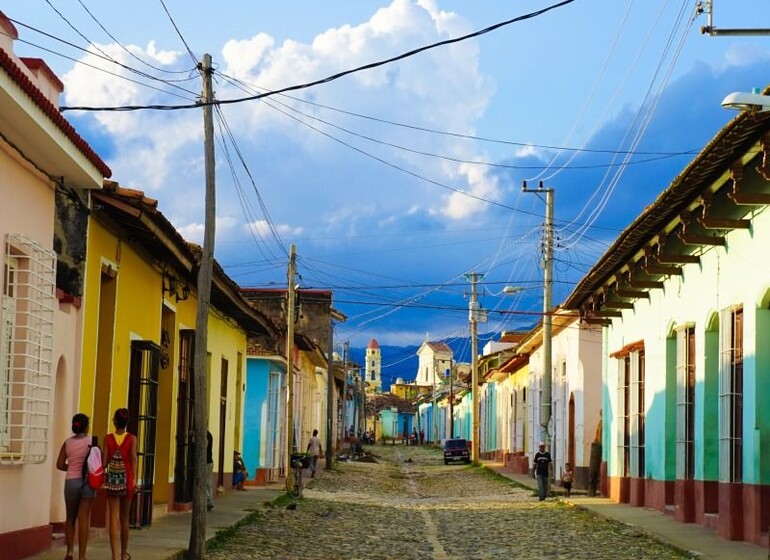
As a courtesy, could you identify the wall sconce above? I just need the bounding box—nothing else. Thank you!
[162,267,191,302]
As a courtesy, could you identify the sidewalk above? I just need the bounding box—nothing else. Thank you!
[483,460,768,560]
[29,484,287,560]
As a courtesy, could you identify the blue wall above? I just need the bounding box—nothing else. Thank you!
[244,358,282,471]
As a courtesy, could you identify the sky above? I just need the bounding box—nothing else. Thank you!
[5,0,770,378]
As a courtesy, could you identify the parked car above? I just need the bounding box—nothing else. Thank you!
[443,438,471,465]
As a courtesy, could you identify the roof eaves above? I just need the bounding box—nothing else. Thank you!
[0,47,111,178]
[564,97,770,310]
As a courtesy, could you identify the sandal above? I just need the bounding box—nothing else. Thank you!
[64,555,73,560]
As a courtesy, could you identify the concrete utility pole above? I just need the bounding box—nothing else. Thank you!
[189,53,215,560]
[523,181,554,448]
[466,272,483,465]
[286,245,297,472]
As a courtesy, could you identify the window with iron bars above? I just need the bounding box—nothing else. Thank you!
[0,233,56,465]
[676,325,696,480]
[719,306,743,483]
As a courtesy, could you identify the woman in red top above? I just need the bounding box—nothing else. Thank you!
[102,408,138,560]
[56,413,95,560]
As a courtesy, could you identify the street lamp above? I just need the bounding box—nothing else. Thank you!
[502,285,525,295]
[722,90,770,113]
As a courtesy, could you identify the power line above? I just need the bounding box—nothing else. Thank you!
[73,0,196,75]
[3,31,198,101]
[213,105,288,257]
[217,73,693,171]
[218,71,698,157]
[5,20,200,98]
[156,0,198,66]
[60,1,577,112]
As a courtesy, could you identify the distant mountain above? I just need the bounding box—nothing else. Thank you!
[348,338,477,389]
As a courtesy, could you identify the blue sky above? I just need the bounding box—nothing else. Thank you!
[6,1,770,371]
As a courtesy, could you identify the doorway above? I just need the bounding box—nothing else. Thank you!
[173,329,195,504]
[217,357,228,488]
[567,393,575,470]
[128,340,159,528]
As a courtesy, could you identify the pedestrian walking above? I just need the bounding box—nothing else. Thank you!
[206,431,215,510]
[56,413,96,560]
[103,408,138,560]
[419,429,425,445]
[533,441,552,501]
[307,429,323,478]
[562,462,574,498]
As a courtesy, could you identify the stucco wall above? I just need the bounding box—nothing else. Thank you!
[603,203,770,485]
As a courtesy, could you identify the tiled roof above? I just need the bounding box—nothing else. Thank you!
[426,341,452,354]
[367,338,379,350]
[564,90,770,310]
[0,35,111,178]
[102,180,158,209]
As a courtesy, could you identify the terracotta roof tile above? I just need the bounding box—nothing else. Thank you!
[0,31,111,178]
[102,180,157,210]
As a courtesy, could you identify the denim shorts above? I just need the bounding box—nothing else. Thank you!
[64,478,96,501]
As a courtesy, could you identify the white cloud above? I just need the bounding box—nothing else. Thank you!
[440,162,502,220]
[177,222,204,243]
[62,0,497,258]
[723,43,770,68]
[244,220,303,237]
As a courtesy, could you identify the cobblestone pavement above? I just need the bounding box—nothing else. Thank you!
[208,445,689,559]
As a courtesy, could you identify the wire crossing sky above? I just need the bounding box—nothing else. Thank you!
[7,0,769,348]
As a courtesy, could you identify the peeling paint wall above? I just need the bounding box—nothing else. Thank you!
[54,186,89,296]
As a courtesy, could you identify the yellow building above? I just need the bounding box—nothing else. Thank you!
[80,181,275,525]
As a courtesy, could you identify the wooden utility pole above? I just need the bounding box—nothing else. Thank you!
[325,316,334,470]
[342,341,349,439]
[449,359,454,439]
[188,53,215,560]
[286,245,297,471]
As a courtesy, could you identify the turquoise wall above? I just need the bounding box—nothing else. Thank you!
[244,358,281,471]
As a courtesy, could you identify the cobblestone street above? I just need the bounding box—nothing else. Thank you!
[208,445,688,559]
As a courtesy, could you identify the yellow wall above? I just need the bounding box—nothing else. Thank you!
[510,362,530,453]
[80,220,163,436]
[81,217,249,506]
[205,309,248,478]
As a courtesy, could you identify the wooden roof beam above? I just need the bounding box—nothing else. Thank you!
[642,249,683,276]
[615,288,649,299]
[677,214,725,246]
[728,162,770,205]
[656,236,700,265]
[583,317,612,327]
[593,309,623,318]
[698,191,750,230]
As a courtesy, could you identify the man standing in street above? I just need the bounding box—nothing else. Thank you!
[206,430,215,511]
[534,441,552,501]
[307,429,323,478]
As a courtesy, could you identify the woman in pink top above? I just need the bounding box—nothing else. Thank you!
[56,413,96,560]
